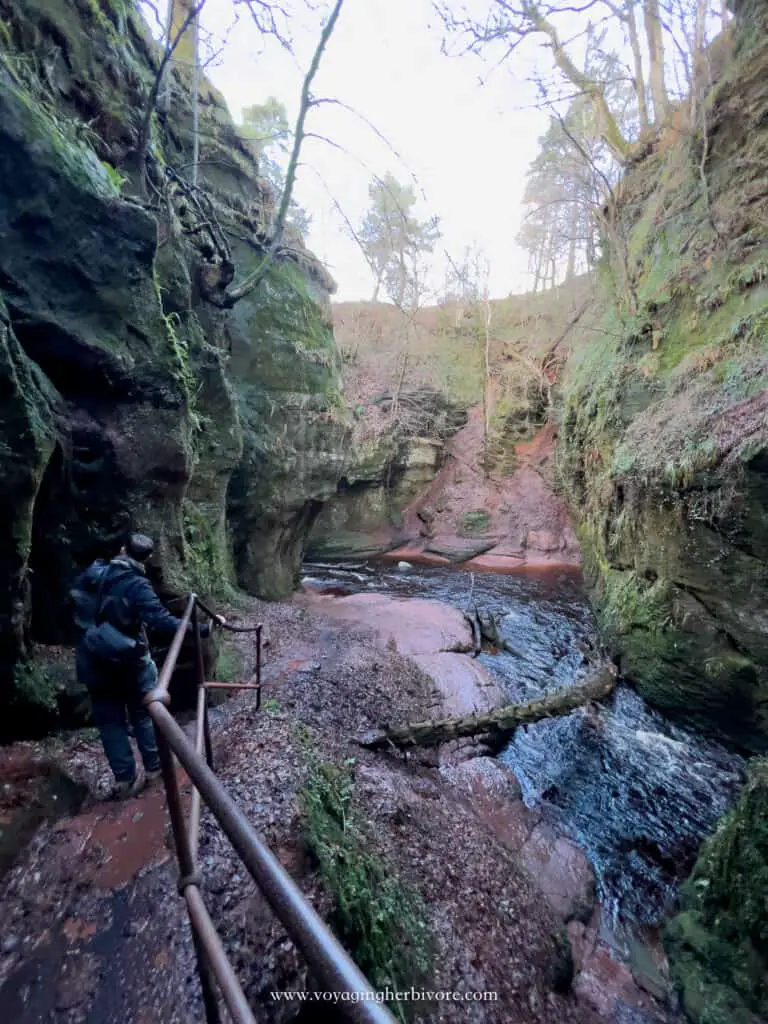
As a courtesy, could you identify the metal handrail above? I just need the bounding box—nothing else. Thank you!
[145,594,395,1024]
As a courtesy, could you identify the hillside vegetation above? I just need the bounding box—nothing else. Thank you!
[334,275,594,471]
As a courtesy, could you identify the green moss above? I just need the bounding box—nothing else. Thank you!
[299,759,433,1016]
[12,660,59,712]
[665,761,768,1022]
[458,509,491,535]
[657,283,768,374]
[599,570,673,638]
[555,31,768,752]
[182,500,236,600]
[1,66,117,198]
[100,159,126,193]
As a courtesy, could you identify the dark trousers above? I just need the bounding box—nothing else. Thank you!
[76,645,161,782]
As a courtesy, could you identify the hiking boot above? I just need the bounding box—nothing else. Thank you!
[145,768,163,786]
[112,766,146,800]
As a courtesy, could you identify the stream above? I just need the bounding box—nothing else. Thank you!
[302,559,745,932]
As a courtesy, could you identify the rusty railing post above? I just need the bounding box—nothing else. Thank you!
[255,624,262,711]
[192,604,215,770]
[156,724,221,1024]
[189,682,206,862]
[148,702,397,1024]
[148,595,396,1024]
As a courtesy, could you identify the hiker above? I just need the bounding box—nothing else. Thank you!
[71,533,225,799]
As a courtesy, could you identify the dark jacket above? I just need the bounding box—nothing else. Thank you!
[73,556,196,652]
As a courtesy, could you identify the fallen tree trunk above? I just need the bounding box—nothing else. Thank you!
[357,663,617,751]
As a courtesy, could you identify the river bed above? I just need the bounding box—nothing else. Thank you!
[302,559,744,932]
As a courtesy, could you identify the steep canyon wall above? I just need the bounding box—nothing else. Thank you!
[558,0,768,755]
[0,0,349,729]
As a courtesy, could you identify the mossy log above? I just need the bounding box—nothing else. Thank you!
[358,663,617,751]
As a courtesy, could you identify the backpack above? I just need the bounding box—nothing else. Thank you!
[81,564,142,666]
[70,561,109,633]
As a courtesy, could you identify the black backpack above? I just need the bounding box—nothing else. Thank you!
[82,564,142,665]
[70,560,109,634]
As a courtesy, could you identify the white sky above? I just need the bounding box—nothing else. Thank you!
[198,0,550,300]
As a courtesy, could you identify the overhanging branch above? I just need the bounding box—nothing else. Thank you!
[220,0,345,307]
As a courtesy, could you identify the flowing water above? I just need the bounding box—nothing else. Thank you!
[302,560,744,929]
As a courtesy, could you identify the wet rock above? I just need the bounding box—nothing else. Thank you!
[441,757,523,802]
[520,825,597,924]
[299,592,474,656]
[411,653,507,717]
[425,537,499,563]
[629,937,671,1002]
[556,0,768,753]
[0,0,350,730]
[526,529,566,554]
[441,756,596,925]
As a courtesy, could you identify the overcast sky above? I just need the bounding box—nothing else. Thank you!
[195,0,550,300]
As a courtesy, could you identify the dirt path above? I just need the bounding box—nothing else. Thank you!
[0,593,680,1023]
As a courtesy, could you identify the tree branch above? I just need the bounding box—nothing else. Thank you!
[220,0,345,306]
[135,0,208,197]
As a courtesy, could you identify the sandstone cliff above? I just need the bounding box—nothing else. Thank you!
[0,0,349,731]
[558,0,768,755]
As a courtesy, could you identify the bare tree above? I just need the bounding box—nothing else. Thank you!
[135,0,208,196]
[602,0,649,130]
[643,0,671,119]
[204,0,345,306]
[237,0,293,49]
[438,1,634,161]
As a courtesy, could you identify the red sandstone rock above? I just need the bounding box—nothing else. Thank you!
[411,653,507,716]
[298,591,474,656]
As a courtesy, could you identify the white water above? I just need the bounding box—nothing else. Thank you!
[303,561,744,927]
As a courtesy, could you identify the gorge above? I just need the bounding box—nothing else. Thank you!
[0,0,766,1022]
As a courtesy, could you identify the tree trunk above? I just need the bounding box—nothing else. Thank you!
[357,664,617,751]
[221,0,346,306]
[566,202,578,280]
[643,0,670,122]
[167,0,198,66]
[532,10,632,161]
[695,0,707,54]
[191,13,200,186]
[533,243,544,292]
[372,267,384,302]
[626,0,650,130]
[134,0,205,197]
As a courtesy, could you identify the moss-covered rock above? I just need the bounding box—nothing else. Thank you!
[307,390,466,560]
[664,760,768,1022]
[458,509,492,536]
[226,257,350,596]
[0,56,194,647]
[0,299,57,721]
[557,0,768,752]
[0,0,350,731]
